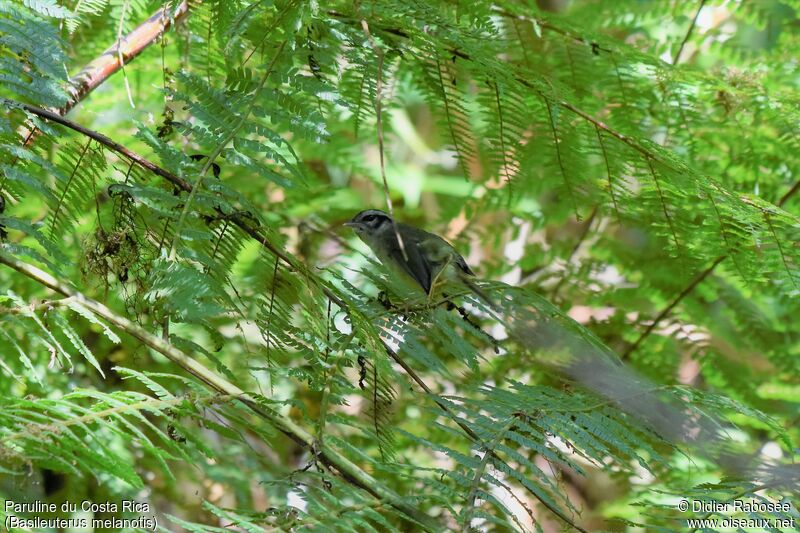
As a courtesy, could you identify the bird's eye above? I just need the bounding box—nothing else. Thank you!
[363,215,375,222]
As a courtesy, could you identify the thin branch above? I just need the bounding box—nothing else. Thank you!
[621,255,725,359]
[460,416,518,533]
[0,296,76,315]
[647,157,681,257]
[1,99,345,305]
[545,99,579,220]
[360,20,407,260]
[336,8,610,58]
[673,0,707,65]
[491,7,612,55]
[778,179,800,206]
[4,99,190,189]
[0,251,437,531]
[115,0,136,108]
[595,125,621,223]
[550,206,597,299]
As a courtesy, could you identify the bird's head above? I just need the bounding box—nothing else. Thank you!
[344,209,392,237]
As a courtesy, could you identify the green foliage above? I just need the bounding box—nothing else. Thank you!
[0,0,798,530]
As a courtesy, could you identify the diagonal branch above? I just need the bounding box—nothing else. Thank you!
[673,0,708,65]
[621,255,724,359]
[5,99,190,189]
[63,1,190,116]
[624,171,800,357]
[0,250,437,530]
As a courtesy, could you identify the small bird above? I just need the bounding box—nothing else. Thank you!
[344,209,495,309]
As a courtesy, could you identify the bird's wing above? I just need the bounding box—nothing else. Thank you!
[383,225,437,294]
[454,253,474,276]
[417,229,474,277]
[382,224,473,294]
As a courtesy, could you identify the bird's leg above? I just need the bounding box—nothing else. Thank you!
[376,290,425,320]
[442,292,501,354]
[377,290,392,309]
[375,290,409,319]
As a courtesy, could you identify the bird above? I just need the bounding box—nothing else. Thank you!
[344,209,496,310]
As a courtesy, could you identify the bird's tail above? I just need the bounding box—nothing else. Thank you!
[459,274,502,314]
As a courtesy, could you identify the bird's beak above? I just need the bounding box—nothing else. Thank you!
[343,221,358,228]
